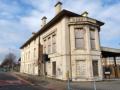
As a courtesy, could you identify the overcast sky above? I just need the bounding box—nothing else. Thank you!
[0,0,120,61]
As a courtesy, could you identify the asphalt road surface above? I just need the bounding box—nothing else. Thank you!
[0,72,47,90]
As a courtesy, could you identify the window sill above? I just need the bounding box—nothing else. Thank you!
[74,48,86,50]
[48,52,57,55]
[90,49,98,51]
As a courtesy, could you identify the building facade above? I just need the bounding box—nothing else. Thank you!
[20,2,120,81]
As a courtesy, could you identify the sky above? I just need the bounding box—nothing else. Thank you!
[0,0,120,62]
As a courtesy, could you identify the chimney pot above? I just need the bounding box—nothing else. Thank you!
[41,16,47,27]
[32,32,36,35]
[81,11,88,17]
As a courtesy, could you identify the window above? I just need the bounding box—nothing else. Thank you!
[48,37,51,54]
[34,39,36,44]
[52,34,56,53]
[28,51,30,60]
[43,31,56,54]
[24,55,25,62]
[75,28,85,49]
[76,60,86,77]
[90,29,96,49]
[44,39,46,54]
[92,60,98,76]
[25,53,27,61]
[34,48,36,58]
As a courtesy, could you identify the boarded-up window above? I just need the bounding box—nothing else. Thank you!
[52,34,56,53]
[90,29,95,49]
[76,60,86,77]
[48,37,51,54]
[75,28,85,49]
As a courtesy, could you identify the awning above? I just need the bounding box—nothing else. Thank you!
[101,47,120,57]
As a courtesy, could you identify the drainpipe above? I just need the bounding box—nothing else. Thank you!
[68,23,72,81]
[38,36,40,75]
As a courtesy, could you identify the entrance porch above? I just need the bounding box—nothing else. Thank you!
[101,47,120,79]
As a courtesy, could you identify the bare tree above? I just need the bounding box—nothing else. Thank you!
[1,53,16,70]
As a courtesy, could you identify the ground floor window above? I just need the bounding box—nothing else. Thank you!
[76,60,86,77]
[92,60,99,77]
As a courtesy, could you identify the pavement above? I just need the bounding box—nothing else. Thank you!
[1,72,120,90]
[0,72,48,90]
[14,72,120,90]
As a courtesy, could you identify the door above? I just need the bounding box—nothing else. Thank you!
[52,62,56,76]
[92,60,99,77]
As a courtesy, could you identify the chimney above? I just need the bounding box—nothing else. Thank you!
[41,16,47,27]
[54,1,62,15]
[32,32,36,35]
[81,11,88,17]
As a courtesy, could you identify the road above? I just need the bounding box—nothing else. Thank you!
[0,72,47,90]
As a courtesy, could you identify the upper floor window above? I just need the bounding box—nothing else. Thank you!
[34,48,36,58]
[90,29,96,50]
[75,28,85,49]
[48,37,51,54]
[52,34,56,53]
[28,51,30,60]
[26,53,27,61]
[43,39,46,54]
[34,39,36,44]
[43,31,57,54]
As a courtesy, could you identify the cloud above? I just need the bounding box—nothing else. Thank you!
[62,0,120,48]
[0,0,120,61]
[0,19,31,43]
[0,47,20,61]
[19,0,55,32]
[20,0,51,11]
[20,10,42,32]
[20,9,55,32]
[0,47,9,54]
[0,19,31,61]
[98,3,120,47]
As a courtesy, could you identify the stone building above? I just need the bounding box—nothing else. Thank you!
[20,2,120,81]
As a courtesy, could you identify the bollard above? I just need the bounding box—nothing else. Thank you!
[67,71,71,90]
[93,78,96,90]
[68,78,71,90]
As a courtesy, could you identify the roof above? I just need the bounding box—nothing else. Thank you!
[101,47,120,57]
[20,9,104,49]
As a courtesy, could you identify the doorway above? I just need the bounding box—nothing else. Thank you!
[52,61,56,76]
[92,60,99,77]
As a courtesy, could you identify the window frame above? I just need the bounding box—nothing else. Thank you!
[90,29,96,50]
[52,34,56,53]
[74,28,85,49]
[92,60,99,77]
[48,37,51,54]
[43,39,47,54]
